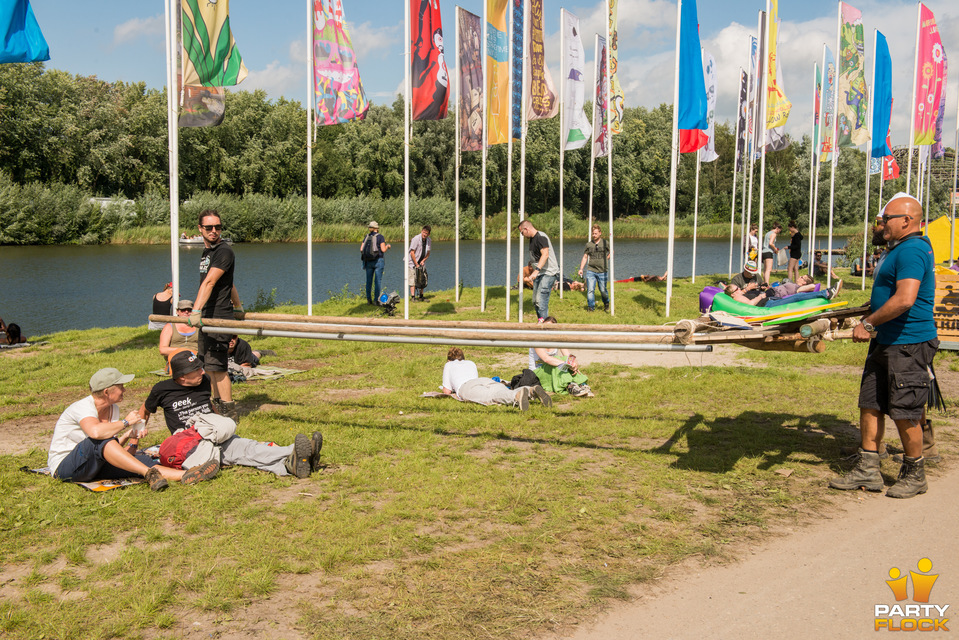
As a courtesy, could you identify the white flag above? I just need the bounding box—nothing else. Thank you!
[701,49,718,162]
[561,10,590,150]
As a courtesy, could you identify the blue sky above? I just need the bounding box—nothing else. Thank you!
[31,0,959,147]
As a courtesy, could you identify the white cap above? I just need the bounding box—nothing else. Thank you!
[878,192,918,219]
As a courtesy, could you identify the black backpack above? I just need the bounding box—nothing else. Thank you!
[361,233,381,262]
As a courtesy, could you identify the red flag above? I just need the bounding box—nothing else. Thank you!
[679,129,708,153]
[411,0,449,120]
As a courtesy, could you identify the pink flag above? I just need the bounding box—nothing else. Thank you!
[913,3,946,145]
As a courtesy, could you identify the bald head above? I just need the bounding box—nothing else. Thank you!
[882,194,923,242]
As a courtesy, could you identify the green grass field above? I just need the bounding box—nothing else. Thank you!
[1,273,956,639]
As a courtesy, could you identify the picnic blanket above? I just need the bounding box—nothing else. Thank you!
[1,341,47,350]
[21,466,144,492]
[151,365,304,380]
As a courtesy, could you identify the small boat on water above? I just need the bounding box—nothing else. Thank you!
[179,236,233,246]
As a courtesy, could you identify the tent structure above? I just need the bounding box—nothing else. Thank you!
[924,215,959,265]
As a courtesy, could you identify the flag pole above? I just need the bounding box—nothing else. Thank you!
[559,9,567,296]
[728,67,743,279]
[924,151,931,228]
[665,0,682,317]
[306,0,314,315]
[164,0,180,308]
[506,0,515,316]
[951,92,959,266]
[807,60,817,277]
[588,34,598,236]
[757,1,770,275]
[692,147,700,283]
[745,15,763,269]
[403,0,411,319]
[481,1,488,314]
[454,8,462,301]
[826,2,841,289]
[861,29,877,291]
[605,0,615,315]
[906,3,921,196]
[811,43,827,276]
[517,0,528,309]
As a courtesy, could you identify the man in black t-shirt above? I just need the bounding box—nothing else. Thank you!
[228,335,261,368]
[187,210,242,421]
[139,352,323,479]
[786,220,803,284]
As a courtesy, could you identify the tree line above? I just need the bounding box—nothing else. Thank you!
[0,63,953,238]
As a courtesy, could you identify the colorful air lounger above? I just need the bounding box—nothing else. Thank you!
[709,293,847,326]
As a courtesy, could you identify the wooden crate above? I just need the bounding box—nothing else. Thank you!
[935,269,959,349]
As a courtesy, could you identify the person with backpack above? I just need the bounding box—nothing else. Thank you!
[408,225,432,300]
[577,224,610,312]
[360,221,391,305]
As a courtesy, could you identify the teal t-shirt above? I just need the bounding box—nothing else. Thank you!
[870,235,937,345]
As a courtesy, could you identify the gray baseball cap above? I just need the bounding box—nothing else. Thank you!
[90,368,135,392]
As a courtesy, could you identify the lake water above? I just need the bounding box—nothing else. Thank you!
[1,236,848,337]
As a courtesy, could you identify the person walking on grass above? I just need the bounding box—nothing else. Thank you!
[829,193,939,499]
[188,210,243,422]
[408,225,431,301]
[361,221,390,305]
[578,224,610,312]
[47,367,219,492]
[518,219,559,321]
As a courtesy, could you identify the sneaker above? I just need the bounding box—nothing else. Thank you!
[516,387,531,412]
[219,401,240,423]
[603,304,610,312]
[181,459,220,485]
[285,433,312,479]
[567,383,589,397]
[145,466,168,492]
[537,317,546,324]
[309,431,324,473]
[585,307,595,312]
[531,385,552,408]
[581,384,595,398]
[828,279,843,299]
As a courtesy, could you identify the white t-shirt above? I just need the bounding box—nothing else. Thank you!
[529,347,560,370]
[47,396,117,473]
[442,359,479,394]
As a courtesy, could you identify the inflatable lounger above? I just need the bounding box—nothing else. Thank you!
[709,293,843,326]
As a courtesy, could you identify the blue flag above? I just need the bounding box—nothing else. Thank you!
[677,0,707,131]
[0,0,49,63]
[870,31,892,158]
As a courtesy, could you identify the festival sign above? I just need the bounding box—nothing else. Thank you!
[313,0,369,125]
[914,3,946,146]
[837,2,869,148]
[457,8,483,151]
[411,0,449,121]
[486,0,510,145]
[526,0,558,121]
[561,10,590,151]
[181,0,247,87]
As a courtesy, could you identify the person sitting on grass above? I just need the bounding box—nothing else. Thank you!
[228,335,263,367]
[158,299,199,371]
[0,317,26,345]
[47,367,219,492]
[442,347,551,411]
[812,251,840,280]
[529,317,592,397]
[139,352,323,479]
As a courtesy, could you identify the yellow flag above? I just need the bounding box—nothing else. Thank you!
[765,0,791,129]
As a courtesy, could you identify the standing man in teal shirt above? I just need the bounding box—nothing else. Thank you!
[829,194,938,499]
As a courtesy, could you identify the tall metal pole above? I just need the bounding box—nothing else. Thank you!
[729,68,743,279]
[454,8,462,301]
[906,3,921,195]
[826,2,841,288]
[806,60,817,279]
[559,9,566,296]
[861,29,877,291]
[757,1,770,269]
[306,0,314,314]
[506,0,515,315]
[951,90,959,267]
[606,0,615,315]
[481,0,488,313]
[403,0,411,319]
[665,0,682,317]
[164,0,180,307]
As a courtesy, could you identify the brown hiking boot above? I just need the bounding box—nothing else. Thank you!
[886,456,928,499]
[309,431,324,473]
[145,466,168,492]
[219,401,240,423]
[828,449,884,492]
[181,459,220,485]
[839,441,888,459]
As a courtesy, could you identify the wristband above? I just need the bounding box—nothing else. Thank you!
[122,419,129,428]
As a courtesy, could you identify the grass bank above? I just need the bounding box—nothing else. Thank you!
[2,277,955,639]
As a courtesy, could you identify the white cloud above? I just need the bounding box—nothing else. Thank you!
[348,20,402,61]
[113,14,164,47]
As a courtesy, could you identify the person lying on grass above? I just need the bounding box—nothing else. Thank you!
[723,277,840,308]
[47,367,219,492]
[138,351,322,479]
[442,347,551,411]
[528,317,593,397]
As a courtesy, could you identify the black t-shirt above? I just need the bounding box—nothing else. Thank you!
[144,376,215,434]
[529,233,549,264]
[789,231,803,256]
[229,337,259,367]
[199,241,235,318]
[152,294,172,316]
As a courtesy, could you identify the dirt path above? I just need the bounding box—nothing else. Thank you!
[545,463,959,640]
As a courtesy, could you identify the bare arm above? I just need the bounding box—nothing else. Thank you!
[578,252,589,275]
[158,324,176,356]
[79,409,142,441]
[193,266,226,313]
[853,279,920,342]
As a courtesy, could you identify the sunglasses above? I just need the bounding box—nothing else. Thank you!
[178,307,193,312]
[200,224,223,231]
[882,214,909,221]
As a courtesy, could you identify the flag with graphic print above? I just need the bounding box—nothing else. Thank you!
[914,3,946,145]
[411,0,449,120]
[526,0,558,121]
[486,0,509,145]
[180,0,247,87]
[608,0,624,134]
[313,0,369,125]
[457,8,483,151]
[837,2,869,147]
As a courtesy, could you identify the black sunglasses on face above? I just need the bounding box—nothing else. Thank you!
[201,224,222,231]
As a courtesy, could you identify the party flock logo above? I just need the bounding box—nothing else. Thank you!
[875,558,950,631]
